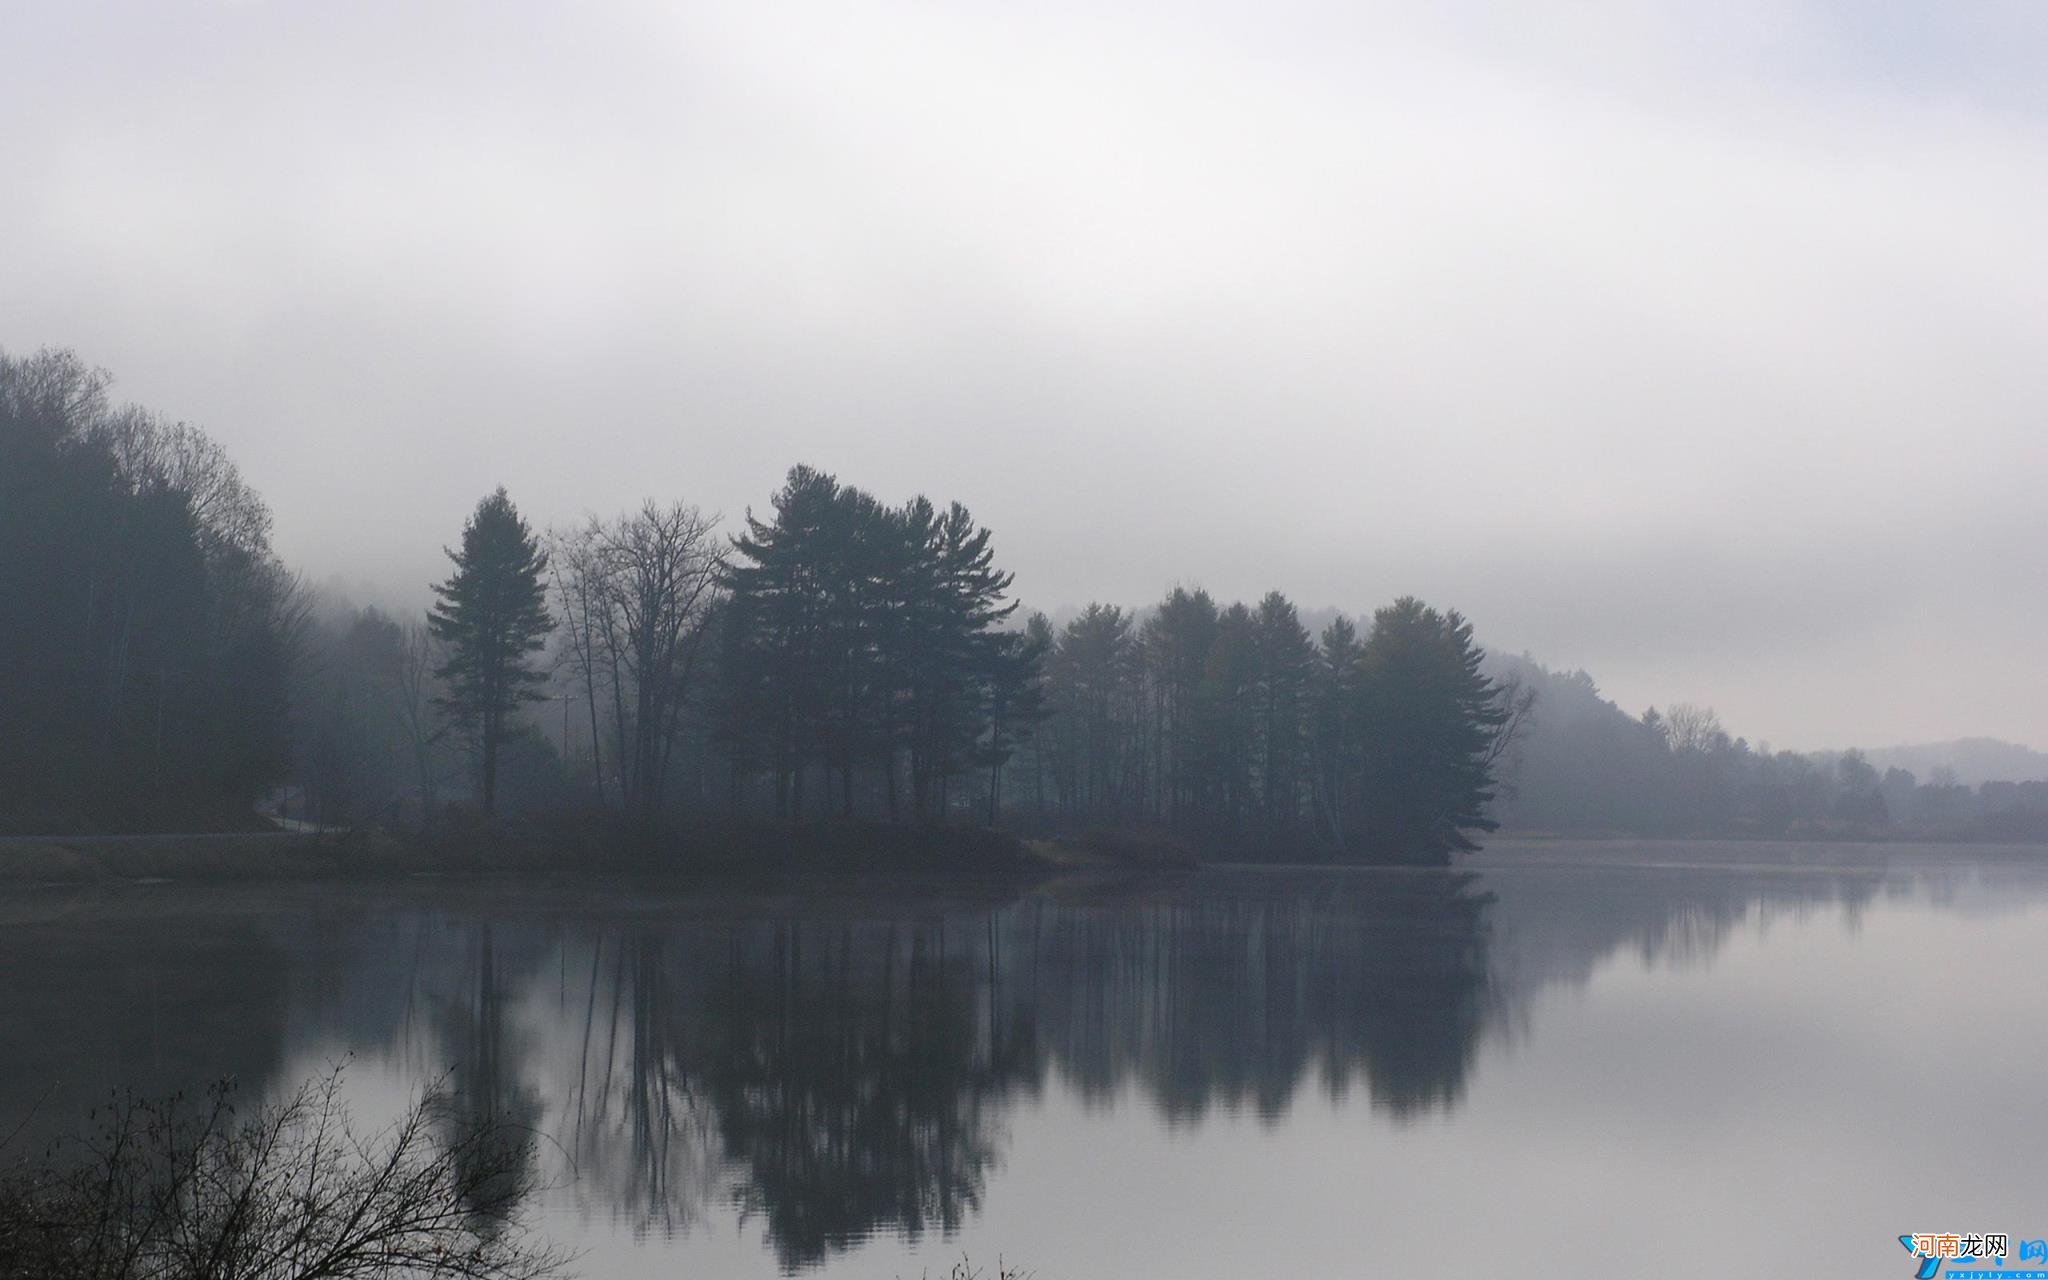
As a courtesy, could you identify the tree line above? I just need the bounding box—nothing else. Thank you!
[15,347,2044,853]
[1009,590,1527,859]
[416,464,1524,862]
[0,346,1568,860]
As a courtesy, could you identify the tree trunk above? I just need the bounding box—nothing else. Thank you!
[481,710,499,815]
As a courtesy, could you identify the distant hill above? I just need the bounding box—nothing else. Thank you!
[1852,739,2048,787]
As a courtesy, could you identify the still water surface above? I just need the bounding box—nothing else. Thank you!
[4,839,2047,1278]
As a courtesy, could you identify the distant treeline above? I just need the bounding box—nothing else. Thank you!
[1,350,1521,861]
[10,347,2045,853]
[1489,656,2048,841]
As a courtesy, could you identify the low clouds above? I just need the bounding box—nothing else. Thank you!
[2,0,2043,748]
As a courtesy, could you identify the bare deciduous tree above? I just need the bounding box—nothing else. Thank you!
[95,408,276,562]
[547,525,616,807]
[550,501,723,821]
[396,618,445,812]
[1663,702,1725,755]
[1481,670,1540,788]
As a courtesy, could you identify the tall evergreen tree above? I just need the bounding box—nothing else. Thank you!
[1354,597,1506,860]
[1143,587,1220,824]
[1047,605,1142,820]
[430,488,552,815]
[913,500,1018,820]
[1202,603,1259,834]
[724,465,846,815]
[1015,611,1060,818]
[721,467,1034,826]
[1310,615,1366,848]
[1252,591,1316,839]
[976,624,1047,824]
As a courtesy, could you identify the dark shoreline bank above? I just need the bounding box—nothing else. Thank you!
[0,818,1203,886]
[5,818,2042,887]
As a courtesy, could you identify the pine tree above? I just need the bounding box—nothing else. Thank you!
[430,488,552,815]
[1354,597,1506,860]
[1142,587,1219,825]
[1202,603,1258,835]
[976,626,1047,824]
[926,501,1018,820]
[1310,615,1365,848]
[724,466,840,815]
[1051,605,1141,821]
[721,468,1035,826]
[1252,591,1316,842]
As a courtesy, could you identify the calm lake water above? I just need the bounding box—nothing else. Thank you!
[5,839,2048,1278]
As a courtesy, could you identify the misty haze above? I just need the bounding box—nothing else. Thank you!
[3,3,2046,1279]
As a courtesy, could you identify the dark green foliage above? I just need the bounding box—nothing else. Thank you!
[1042,604,1143,821]
[1253,591,1317,838]
[719,466,1037,823]
[0,348,299,833]
[430,489,553,815]
[1351,597,1506,859]
[1143,587,1220,822]
[976,627,1049,823]
[1027,590,1518,863]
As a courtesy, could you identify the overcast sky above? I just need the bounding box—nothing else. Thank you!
[4,0,2044,751]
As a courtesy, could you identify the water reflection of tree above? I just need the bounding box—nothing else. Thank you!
[1019,871,1496,1123]
[432,923,546,1231]
[0,858,1932,1274]
[695,921,1032,1269]
[1478,859,1889,998]
[559,932,723,1239]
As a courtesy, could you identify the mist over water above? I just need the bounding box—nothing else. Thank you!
[5,6,2048,1277]
[6,841,2044,1277]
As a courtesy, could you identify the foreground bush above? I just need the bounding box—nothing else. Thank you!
[0,1069,569,1280]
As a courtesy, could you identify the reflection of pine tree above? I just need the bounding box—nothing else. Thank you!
[686,921,1030,1268]
[435,924,545,1231]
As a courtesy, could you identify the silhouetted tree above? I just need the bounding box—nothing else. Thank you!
[722,466,840,815]
[549,502,722,821]
[1351,597,1507,859]
[1044,605,1143,821]
[719,466,1034,826]
[1252,592,1316,842]
[431,488,553,815]
[1143,587,1221,823]
[976,627,1048,824]
[1309,615,1366,848]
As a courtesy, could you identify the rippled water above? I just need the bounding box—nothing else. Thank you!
[5,839,2047,1278]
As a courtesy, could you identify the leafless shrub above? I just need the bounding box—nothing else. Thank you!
[0,1067,572,1280]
